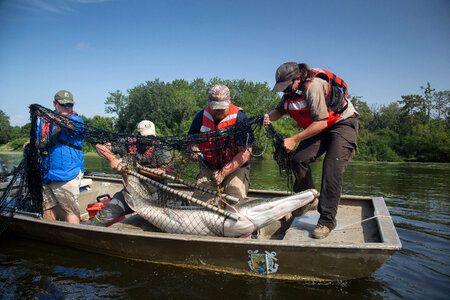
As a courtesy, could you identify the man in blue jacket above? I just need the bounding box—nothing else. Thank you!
[24,90,85,223]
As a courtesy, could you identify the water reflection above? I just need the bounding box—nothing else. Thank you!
[0,236,389,299]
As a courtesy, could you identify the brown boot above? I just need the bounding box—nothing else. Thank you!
[312,224,331,239]
[292,197,319,217]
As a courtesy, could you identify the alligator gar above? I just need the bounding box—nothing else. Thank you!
[122,172,318,237]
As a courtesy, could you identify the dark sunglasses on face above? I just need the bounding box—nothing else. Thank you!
[57,102,73,107]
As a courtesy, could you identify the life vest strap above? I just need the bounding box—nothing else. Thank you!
[57,139,83,151]
[332,100,348,116]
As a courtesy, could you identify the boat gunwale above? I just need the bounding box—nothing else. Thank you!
[372,196,402,248]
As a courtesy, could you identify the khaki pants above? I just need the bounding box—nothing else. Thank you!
[42,170,83,218]
[193,164,250,205]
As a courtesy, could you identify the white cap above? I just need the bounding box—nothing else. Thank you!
[137,120,156,136]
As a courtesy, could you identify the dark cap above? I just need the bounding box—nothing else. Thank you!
[272,62,300,92]
[54,90,74,104]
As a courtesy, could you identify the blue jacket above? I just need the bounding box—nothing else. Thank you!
[37,114,85,183]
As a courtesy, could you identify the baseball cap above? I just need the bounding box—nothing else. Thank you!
[208,84,230,110]
[272,62,300,92]
[54,90,74,104]
[137,120,156,136]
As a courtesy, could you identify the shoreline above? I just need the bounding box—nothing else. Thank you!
[1,151,449,164]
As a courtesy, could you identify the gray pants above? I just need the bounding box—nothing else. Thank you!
[93,189,133,226]
[291,116,359,229]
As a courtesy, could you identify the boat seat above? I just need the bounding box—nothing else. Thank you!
[283,212,320,242]
[284,204,381,243]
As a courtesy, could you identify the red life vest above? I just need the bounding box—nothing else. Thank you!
[284,68,348,129]
[127,135,156,158]
[198,104,242,167]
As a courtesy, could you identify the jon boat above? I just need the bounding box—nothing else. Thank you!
[1,172,402,282]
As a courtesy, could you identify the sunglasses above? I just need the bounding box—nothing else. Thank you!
[56,101,73,107]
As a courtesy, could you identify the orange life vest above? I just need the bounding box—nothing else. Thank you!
[127,135,156,158]
[198,104,241,167]
[284,68,348,129]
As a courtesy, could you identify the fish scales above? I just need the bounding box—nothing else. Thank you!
[123,172,317,237]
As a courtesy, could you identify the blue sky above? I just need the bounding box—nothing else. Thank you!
[0,0,449,126]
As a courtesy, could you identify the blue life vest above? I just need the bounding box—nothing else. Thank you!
[36,114,85,183]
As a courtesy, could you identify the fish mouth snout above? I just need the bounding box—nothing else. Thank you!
[308,189,319,198]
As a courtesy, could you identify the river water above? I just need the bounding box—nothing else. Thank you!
[0,152,449,299]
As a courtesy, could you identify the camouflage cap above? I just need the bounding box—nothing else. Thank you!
[272,62,300,92]
[208,84,230,110]
[54,90,74,104]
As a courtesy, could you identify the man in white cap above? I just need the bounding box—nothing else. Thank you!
[91,120,171,226]
[137,120,156,137]
[188,84,254,204]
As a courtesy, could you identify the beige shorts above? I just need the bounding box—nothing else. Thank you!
[42,171,83,217]
[193,164,250,204]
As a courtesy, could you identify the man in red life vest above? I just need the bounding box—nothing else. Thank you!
[264,63,359,239]
[188,84,254,204]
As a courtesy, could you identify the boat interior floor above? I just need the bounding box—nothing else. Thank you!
[77,178,381,243]
[107,199,381,244]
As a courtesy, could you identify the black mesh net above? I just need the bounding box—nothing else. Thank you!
[0,104,294,236]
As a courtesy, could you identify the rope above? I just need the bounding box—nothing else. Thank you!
[334,215,390,231]
[247,126,267,157]
[217,186,239,215]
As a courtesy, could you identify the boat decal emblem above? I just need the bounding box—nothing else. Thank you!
[248,250,278,274]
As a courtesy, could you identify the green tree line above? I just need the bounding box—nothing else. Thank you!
[1,79,448,162]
